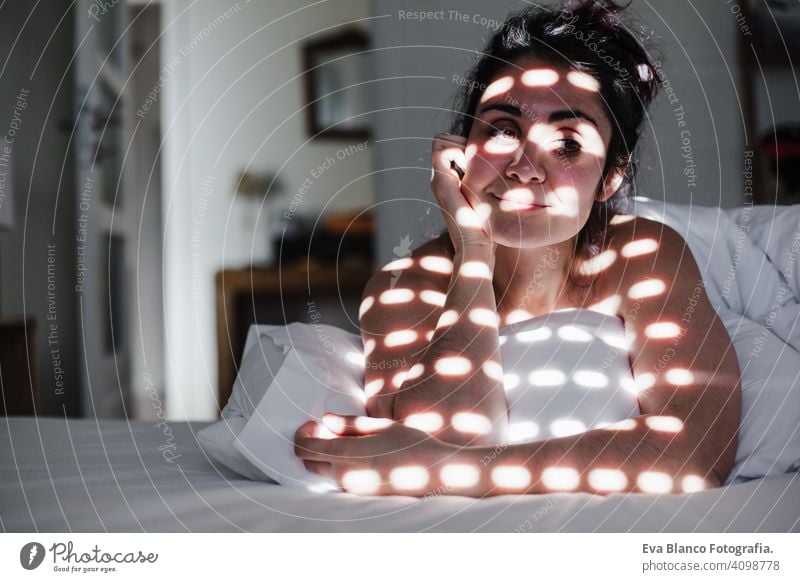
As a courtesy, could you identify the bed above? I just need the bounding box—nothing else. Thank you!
[1,416,798,532]
[3,200,799,533]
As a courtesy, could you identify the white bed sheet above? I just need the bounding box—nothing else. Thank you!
[1,417,797,532]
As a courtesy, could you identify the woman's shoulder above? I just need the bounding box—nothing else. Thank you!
[592,214,696,311]
[363,233,453,297]
[605,214,690,260]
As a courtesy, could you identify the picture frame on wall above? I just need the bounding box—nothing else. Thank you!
[302,27,371,140]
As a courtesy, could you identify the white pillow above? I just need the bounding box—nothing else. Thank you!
[234,323,366,489]
[718,310,800,484]
[196,327,288,481]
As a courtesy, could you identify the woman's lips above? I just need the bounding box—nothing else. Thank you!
[490,193,548,212]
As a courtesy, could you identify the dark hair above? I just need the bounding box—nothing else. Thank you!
[450,0,661,295]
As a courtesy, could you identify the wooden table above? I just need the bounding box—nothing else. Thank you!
[215,259,371,414]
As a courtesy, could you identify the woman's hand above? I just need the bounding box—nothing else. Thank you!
[431,133,496,260]
[294,414,456,496]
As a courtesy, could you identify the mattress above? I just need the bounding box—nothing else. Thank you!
[1,416,797,532]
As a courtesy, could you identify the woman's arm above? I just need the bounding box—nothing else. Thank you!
[299,218,741,496]
[450,219,742,496]
[361,133,508,446]
[360,243,508,446]
[390,243,507,446]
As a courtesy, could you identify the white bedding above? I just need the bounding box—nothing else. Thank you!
[2,417,797,532]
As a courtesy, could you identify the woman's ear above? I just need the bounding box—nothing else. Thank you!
[598,165,626,202]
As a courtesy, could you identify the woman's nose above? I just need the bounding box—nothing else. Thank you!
[505,142,545,183]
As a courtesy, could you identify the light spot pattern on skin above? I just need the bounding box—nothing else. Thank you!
[459,261,493,280]
[315,423,338,440]
[469,308,500,328]
[436,309,459,328]
[482,360,504,381]
[403,412,444,433]
[645,416,684,433]
[588,468,628,492]
[452,412,492,435]
[480,75,515,101]
[382,257,414,272]
[406,363,425,380]
[567,70,600,92]
[665,368,694,386]
[379,288,415,305]
[359,296,374,318]
[419,255,454,275]
[385,329,418,347]
[628,279,666,300]
[435,356,472,376]
[321,414,345,434]
[491,465,532,489]
[389,466,430,491]
[621,238,658,258]
[637,471,673,493]
[420,289,447,307]
[505,309,534,325]
[341,469,381,495]
[609,214,635,225]
[606,418,637,431]
[521,68,559,87]
[354,416,394,432]
[578,249,617,276]
[541,467,580,491]
[645,321,682,339]
[364,378,384,397]
[440,464,480,488]
[681,475,707,493]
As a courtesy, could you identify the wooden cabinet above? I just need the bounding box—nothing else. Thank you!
[0,317,37,416]
[215,259,371,415]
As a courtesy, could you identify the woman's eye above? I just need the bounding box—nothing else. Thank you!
[488,125,520,141]
[555,138,581,157]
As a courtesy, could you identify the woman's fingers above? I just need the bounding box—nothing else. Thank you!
[431,133,468,197]
[294,421,339,461]
[322,413,394,436]
[303,460,334,478]
[430,133,493,249]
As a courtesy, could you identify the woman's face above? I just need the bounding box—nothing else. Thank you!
[461,57,621,249]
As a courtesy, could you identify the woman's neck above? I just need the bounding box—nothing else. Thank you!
[492,237,578,324]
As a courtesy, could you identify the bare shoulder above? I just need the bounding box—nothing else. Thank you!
[589,215,699,315]
[604,214,694,270]
[362,233,453,299]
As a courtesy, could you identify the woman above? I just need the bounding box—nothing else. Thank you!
[294,0,741,497]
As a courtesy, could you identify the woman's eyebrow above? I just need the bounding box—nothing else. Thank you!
[477,102,598,129]
[477,102,522,117]
[548,109,598,128]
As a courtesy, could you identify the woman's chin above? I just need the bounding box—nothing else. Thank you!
[487,221,576,250]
